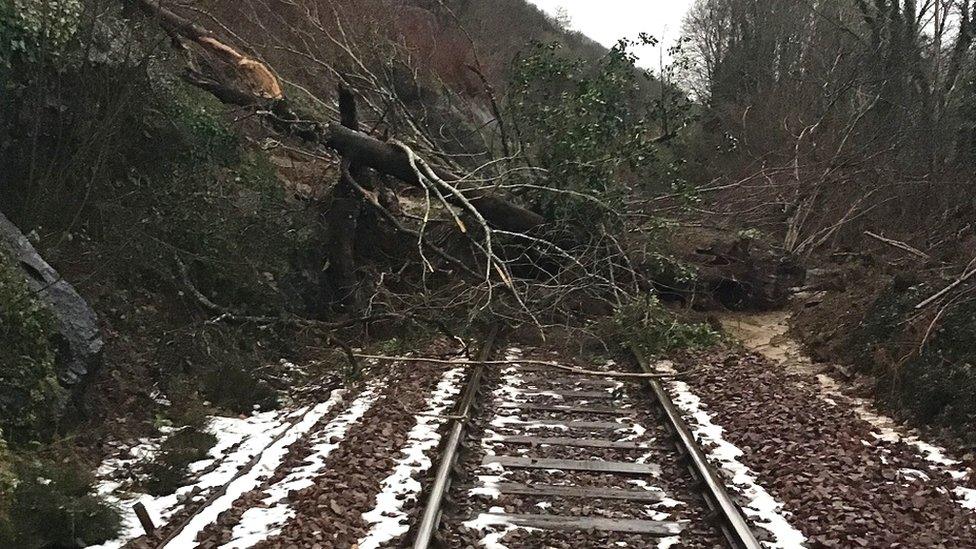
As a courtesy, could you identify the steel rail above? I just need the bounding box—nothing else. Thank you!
[412,326,498,549]
[634,348,763,549]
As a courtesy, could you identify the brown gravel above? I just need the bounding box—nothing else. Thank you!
[670,347,976,548]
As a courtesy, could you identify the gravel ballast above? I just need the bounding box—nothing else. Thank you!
[668,348,976,547]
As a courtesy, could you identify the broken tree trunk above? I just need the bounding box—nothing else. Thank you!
[320,86,368,311]
[130,0,544,234]
[0,212,104,388]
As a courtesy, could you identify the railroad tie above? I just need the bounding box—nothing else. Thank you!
[492,435,658,450]
[482,455,662,476]
[480,482,667,502]
[473,513,683,536]
[495,403,634,415]
[514,389,617,400]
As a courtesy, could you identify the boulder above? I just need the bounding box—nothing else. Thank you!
[0,213,103,387]
[654,227,806,311]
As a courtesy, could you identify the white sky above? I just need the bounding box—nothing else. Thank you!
[527,0,696,68]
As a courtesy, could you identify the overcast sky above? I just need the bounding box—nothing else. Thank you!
[527,0,696,68]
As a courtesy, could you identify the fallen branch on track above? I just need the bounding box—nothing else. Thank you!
[351,354,691,379]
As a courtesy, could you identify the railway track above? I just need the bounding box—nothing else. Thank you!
[412,338,763,549]
[93,329,976,548]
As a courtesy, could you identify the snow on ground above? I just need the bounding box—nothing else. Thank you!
[163,389,353,548]
[357,366,466,549]
[463,506,532,549]
[89,408,298,549]
[656,361,808,549]
[222,382,384,548]
[90,381,386,549]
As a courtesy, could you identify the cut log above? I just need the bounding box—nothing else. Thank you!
[0,213,104,387]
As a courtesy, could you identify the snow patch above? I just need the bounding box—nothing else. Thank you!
[956,487,976,510]
[658,362,807,549]
[462,507,532,549]
[89,408,295,549]
[166,390,353,548]
[358,367,466,549]
[222,383,383,548]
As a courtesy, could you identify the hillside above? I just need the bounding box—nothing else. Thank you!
[4,0,975,547]
[0,0,683,546]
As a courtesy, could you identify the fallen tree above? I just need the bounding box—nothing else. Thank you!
[123,0,692,340]
[129,0,544,235]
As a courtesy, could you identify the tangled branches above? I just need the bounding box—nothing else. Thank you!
[126,0,668,340]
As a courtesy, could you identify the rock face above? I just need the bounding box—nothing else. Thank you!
[0,212,103,387]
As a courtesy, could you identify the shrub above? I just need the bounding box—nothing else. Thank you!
[141,427,217,496]
[0,454,120,549]
[852,281,976,433]
[0,252,67,445]
[598,294,719,357]
[508,37,691,232]
[1,0,81,68]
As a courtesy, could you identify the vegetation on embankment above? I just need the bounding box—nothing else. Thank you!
[0,1,314,544]
[678,0,976,440]
[0,251,121,547]
[791,270,976,444]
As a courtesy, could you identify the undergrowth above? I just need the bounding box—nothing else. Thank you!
[849,280,976,438]
[0,453,121,549]
[1,246,120,549]
[140,428,218,496]
[598,295,719,357]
